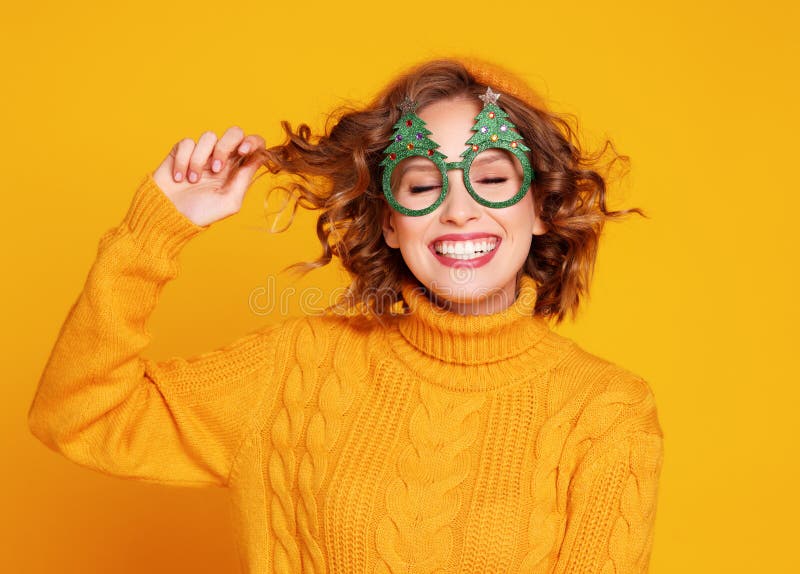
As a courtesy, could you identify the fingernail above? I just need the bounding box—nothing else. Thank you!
[188,171,198,183]
[239,143,251,154]
[174,171,183,182]
[212,159,221,172]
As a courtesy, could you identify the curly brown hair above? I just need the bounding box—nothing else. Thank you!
[251,58,645,325]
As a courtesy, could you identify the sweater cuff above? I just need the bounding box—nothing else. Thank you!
[122,173,209,259]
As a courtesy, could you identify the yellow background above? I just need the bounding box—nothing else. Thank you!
[3,0,797,572]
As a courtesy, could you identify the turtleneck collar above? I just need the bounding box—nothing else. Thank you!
[394,274,552,366]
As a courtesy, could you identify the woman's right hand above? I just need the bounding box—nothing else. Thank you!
[152,126,265,227]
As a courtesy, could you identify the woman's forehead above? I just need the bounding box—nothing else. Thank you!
[416,97,481,160]
[417,96,480,128]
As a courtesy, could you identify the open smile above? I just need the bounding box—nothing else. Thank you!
[428,234,502,268]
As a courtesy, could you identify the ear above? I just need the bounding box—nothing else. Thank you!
[382,208,400,248]
[532,215,548,236]
[531,197,549,236]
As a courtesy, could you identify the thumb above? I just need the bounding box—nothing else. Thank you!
[227,152,264,202]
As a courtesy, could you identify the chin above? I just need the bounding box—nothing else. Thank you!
[425,273,513,303]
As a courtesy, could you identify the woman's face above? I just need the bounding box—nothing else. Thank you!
[382,96,547,315]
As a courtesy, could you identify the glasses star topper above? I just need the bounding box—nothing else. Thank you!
[478,86,501,106]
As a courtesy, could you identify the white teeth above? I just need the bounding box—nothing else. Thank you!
[433,239,498,259]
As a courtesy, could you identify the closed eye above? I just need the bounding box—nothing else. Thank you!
[477,177,508,185]
[410,185,442,193]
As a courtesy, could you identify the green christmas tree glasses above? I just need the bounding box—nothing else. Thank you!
[380,87,534,217]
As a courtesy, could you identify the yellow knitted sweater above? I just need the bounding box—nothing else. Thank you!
[28,174,665,574]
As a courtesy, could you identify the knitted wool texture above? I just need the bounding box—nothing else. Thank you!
[29,174,664,573]
[460,58,550,113]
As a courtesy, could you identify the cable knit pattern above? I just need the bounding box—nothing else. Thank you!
[297,324,371,574]
[375,382,485,573]
[607,432,662,573]
[553,371,663,574]
[269,319,327,572]
[518,387,580,573]
[28,173,665,574]
[458,380,537,572]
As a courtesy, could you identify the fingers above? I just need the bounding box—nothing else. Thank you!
[171,127,265,184]
[227,145,265,201]
[172,139,194,183]
[211,130,265,176]
[210,126,245,174]
[185,131,218,183]
[224,130,266,167]
[237,133,265,156]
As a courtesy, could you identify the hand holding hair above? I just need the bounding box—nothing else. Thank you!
[152,125,265,227]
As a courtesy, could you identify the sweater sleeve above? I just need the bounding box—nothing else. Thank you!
[555,373,665,574]
[27,173,284,488]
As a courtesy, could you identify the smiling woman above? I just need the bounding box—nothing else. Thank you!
[28,57,664,574]
[259,59,642,322]
[380,95,544,315]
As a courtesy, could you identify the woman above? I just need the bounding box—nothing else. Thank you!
[28,58,664,573]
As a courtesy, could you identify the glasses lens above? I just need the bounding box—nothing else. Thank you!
[468,148,525,204]
[389,156,444,212]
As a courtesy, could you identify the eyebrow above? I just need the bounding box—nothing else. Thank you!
[470,149,510,166]
[398,160,439,177]
[396,148,513,178]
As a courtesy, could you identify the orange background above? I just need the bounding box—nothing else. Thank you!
[3,0,798,572]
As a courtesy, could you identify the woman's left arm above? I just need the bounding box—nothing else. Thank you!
[554,374,665,574]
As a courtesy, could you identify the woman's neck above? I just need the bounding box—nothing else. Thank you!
[394,272,549,368]
[424,286,516,316]
[417,272,521,316]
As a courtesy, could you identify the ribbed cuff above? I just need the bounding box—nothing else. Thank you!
[122,173,208,259]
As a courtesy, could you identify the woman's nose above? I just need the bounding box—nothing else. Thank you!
[439,173,481,225]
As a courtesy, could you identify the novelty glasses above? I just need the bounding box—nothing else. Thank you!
[380,88,534,217]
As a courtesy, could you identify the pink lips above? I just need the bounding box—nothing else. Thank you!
[432,233,499,242]
[428,233,501,269]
